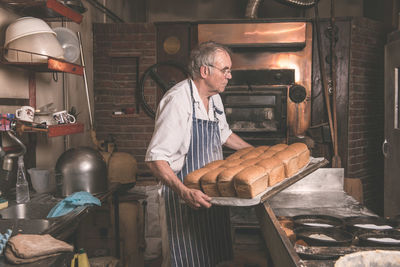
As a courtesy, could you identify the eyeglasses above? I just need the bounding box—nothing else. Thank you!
[206,64,232,76]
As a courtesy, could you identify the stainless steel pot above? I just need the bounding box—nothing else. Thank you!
[55,146,107,197]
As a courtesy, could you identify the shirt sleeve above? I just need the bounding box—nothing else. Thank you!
[145,93,191,164]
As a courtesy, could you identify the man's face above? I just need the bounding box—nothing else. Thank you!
[205,50,232,94]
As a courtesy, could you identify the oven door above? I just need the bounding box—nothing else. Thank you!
[222,87,287,136]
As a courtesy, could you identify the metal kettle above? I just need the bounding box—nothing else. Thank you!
[55,146,107,197]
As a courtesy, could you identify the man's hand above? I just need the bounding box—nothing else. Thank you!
[180,187,212,209]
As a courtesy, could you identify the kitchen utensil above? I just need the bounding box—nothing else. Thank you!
[53,27,80,63]
[357,230,400,247]
[27,168,51,194]
[294,227,353,247]
[4,17,55,47]
[293,214,344,229]
[5,33,64,63]
[15,106,34,122]
[55,147,107,197]
[344,216,397,234]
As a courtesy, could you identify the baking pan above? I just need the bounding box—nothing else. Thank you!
[294,227,353,247]
[344,216,397,235]
[292,214,344,230]
[357,230,400,247]
[210,157,329,206]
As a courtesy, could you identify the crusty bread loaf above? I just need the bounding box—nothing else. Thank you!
[273,148,299,177]
[241,158,262,167]
[259,150,277,159]
[256,157,285,186]
[217,165,247,197]
[268,144,288,152]
[221,158,245,168]
[200,167,226,197]
[203,160,226,170]
[183,167,212,190]
[252,145,270,153]
[234,165,269,198]
[184,143,308,200]
[288,143,310,169]
[240,150,264,159]
[225,147,254,160]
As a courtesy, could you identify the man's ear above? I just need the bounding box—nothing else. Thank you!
[200,65,208,78]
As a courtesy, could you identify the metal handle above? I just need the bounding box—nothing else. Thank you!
[382,139,389,158]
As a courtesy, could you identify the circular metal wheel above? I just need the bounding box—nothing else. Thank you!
[139,61,189,119]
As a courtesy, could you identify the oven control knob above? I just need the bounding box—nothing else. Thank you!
[289,84,307,103]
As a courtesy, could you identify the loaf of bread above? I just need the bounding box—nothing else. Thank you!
[268,144,288,152]
[256,157,285,186]
[225,147,254,160]
[252,145,270,153]
[217,165,247,197]
[273,148,299,177]
[288,143,310,169]
[234,165,269,198]
[183,143,310,200]
[240,150,264,159]
[203,160,226,170]
[183,167,212,190]
[259,149,277,159]
[241,158,262,167]
[221,158,245,168]
[200,167,226,197]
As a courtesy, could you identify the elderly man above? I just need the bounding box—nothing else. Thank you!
[146,41,252,267]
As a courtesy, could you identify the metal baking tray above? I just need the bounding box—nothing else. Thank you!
[210,157,329,206]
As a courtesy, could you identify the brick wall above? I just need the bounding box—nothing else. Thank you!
[93,23,157,176]
[348,17,385,212]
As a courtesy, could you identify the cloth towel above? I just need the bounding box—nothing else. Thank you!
[47,191,101,218]
[0,229,12,254]
[5,234,73,264]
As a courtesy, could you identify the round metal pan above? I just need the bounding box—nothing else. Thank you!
[292,214,344,230]
[357,230,400,247]
[294,227,354,247]
[344,216,397,235]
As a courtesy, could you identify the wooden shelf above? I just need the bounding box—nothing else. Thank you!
[0,52,84,75]
[47,122,84,137]
[0,0,83,23]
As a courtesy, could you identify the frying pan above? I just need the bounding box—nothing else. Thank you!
[344,216,398,235]
[357,230,400,247]
[295,227,353,247]
[293,214,344,230]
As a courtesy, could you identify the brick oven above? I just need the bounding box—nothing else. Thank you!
[93,17,385,213]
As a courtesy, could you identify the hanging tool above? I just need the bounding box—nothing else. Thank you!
[329,0,341,167]
[314,3,336,162]
[77,32,102,151]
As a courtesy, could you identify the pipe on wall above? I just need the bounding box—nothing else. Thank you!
[245,0,320,18]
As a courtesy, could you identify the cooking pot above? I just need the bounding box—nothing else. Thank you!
[55,146,107,197]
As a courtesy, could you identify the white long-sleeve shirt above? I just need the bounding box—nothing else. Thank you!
[145,79,232,173]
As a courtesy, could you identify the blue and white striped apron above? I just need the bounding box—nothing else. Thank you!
[162,80,233,267]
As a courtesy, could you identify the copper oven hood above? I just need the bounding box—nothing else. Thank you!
[198,21,312,137]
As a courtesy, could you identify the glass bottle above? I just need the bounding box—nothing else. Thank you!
[16,156,30,204]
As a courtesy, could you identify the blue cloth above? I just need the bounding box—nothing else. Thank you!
[47,191,101,218]
[0,229,12,254]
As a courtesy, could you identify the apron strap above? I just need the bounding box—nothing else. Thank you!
[189,79,221,121]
